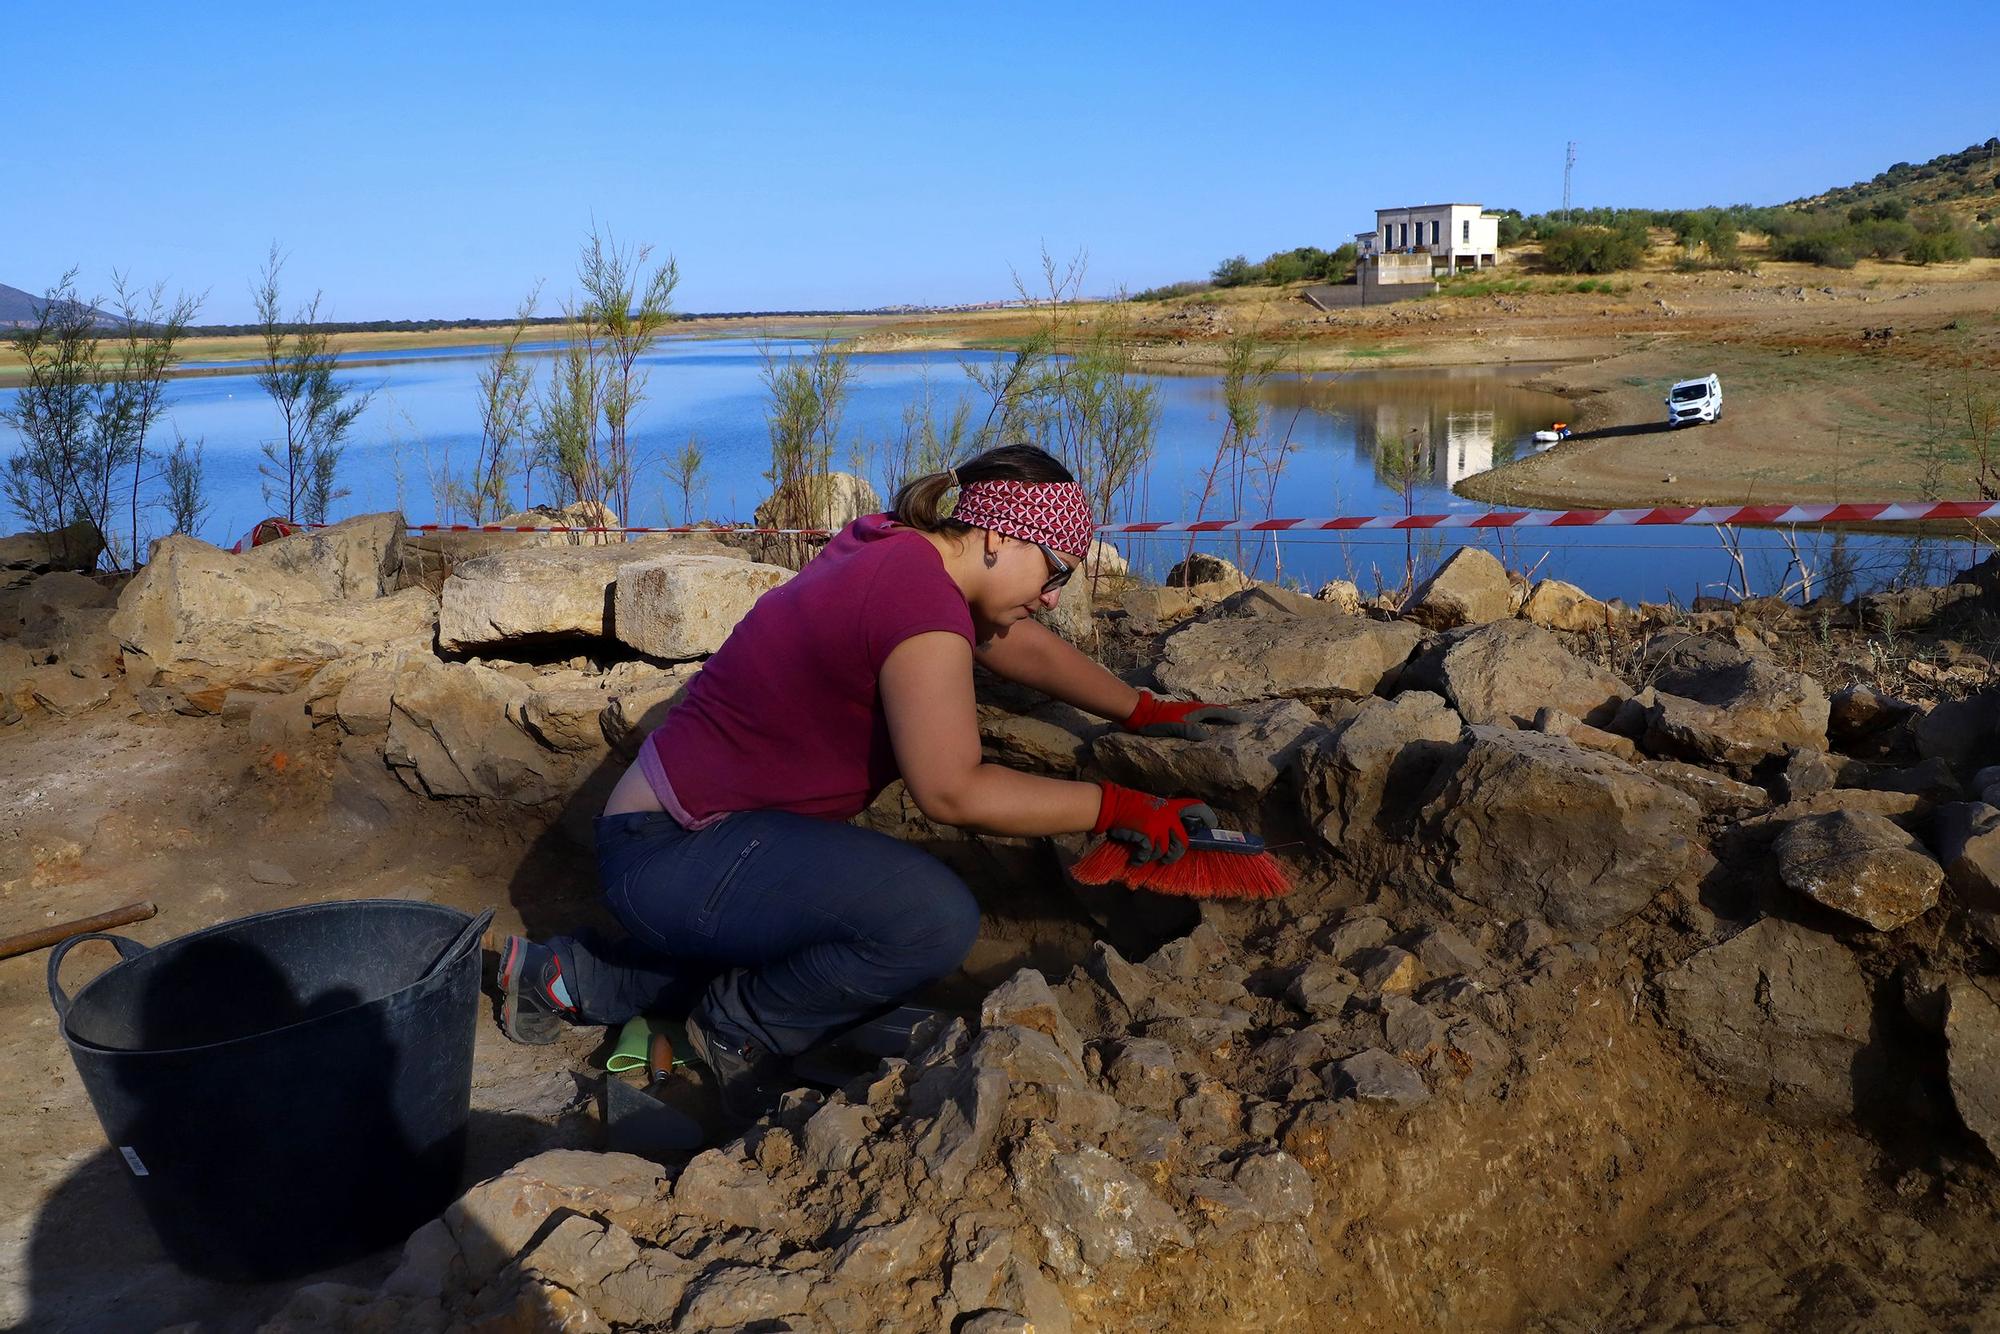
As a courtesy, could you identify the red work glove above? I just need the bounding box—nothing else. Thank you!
[1093,782,1219,865]
[1123,689,1247,741]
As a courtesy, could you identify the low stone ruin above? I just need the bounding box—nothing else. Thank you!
[9,512,2000,1328]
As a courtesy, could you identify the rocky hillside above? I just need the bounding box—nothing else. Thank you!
[1793,136,2000,223]
[7,503,2000,1329]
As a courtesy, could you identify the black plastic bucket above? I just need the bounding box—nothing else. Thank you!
[48,899,493,1281]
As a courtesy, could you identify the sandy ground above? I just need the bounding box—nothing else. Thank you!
[0,698,612,1332]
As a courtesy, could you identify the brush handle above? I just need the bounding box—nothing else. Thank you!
[1186,826,1266,855]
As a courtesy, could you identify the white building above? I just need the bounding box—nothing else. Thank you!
[1356,204,1502,273]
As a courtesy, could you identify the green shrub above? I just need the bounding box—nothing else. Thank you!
[1132,280,1212,302]
[1211,255,1253,287]
[1850,218,1917,259]
[1774,232,1859,268]
[1542,224,1648,274]
[1907,227,1971,264]
[1208,243,1357,289]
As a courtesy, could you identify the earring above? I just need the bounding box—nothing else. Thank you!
[983,550,997,568]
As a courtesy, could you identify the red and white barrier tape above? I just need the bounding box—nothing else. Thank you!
[407,523,837,536]
[1101,501,2000,532]
[396,501,2000,538]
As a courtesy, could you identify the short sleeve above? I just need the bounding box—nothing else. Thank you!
[862,543,976,671]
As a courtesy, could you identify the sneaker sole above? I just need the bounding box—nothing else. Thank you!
[498,935,562,1045]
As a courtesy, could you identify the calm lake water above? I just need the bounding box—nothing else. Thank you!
[0,336,1967,605]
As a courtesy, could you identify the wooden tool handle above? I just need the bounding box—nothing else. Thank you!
[646,1031,675,1085]
[1,901,157,962]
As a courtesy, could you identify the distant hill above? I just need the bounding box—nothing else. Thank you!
[0,282,125,330]
[1791,137,2000,222]
[0,282,48,327]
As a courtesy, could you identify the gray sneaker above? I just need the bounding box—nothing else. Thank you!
[681,1012,793,1124]
[497,935,574,1045]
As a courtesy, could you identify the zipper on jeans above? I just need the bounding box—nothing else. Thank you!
[704,838,759,914]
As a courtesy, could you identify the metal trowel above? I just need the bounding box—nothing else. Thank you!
[602,1032,704,1159]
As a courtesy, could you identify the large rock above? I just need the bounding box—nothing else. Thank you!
[4,570,114,645]
[1639,635,1830,767]
[1085,539,1128,579]
[1934,802,2000,909]
[1156,613,1420,705]
[44,604,121,678]
[441,1149,664,1290]
[1408,620,1626,729]
[1915,691,2000,772]
[1038,559,1098,653]
[1401,547,1510,629]
[753,470,881,532]
[240,510,403,599]
[1641,758,1771,817]
[1419,726,1701,934]
[1656,918,1879,1122]
[384,660,571,804]
[1774,809,1942,930]
[0,519,103,574]
[111,534,317,658]
[601,666,701,757]
[1164,552,1249,590]
[907,1039,1013,1192]
[438,545,658,650]
[1945,978,2000,1157]
[492,500,621,545]
[1007,1134,1191,1277]
[110,535,437,709]
[1296,691,1463,848]
[396,502,693,582]
[613,555,792,660]
[1520,578,1612,633]
[510,671,619,754]
[1091,697,1324,810]
[1829,683,1918,745]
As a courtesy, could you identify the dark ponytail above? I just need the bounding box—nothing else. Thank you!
[892,444,1074,534]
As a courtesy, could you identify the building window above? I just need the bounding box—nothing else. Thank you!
[1430,220,1440,246]
[1383,227,1392,250]
[1400,222,1409,247]
[1462,219,1471,242]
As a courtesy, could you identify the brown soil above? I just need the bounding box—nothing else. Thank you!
[0,701,611,1330]
[8,652,2000,1330]
[0,691,1103,1330]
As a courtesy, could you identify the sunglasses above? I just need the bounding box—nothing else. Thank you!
[1034,541,1075,595]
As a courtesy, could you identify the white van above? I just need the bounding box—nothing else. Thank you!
[1666,374,1722,426]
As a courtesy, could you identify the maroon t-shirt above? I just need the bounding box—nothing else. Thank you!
[642,514,975,823]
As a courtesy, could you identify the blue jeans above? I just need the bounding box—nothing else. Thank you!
[550,810,981,1057]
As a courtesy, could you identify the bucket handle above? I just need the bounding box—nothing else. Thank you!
[47,932,152,1021]
[424,908,495,984]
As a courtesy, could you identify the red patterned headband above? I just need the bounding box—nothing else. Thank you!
[951,477,1095,557]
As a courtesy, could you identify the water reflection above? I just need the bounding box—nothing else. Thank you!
[0,342,1970,606]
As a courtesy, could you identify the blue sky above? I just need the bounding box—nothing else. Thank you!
[6,2,1995,321]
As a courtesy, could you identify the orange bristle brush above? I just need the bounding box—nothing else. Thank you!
[1070,827,1291,899]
